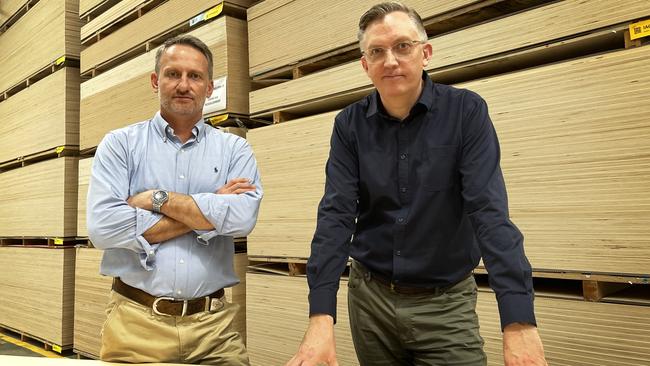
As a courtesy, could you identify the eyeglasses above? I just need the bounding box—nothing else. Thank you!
[362,40,425,64]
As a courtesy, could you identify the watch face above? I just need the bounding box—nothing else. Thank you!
[154,191,164,200]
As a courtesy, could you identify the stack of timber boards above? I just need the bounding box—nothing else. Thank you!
[247,45,650,276]
[249,0,650,118]
[0,0,80,95]
[0,247,76,349]
[0,68,79,165]
[0,157,78,237]
[246,273,650,366]
[73,248,250,358]
[0,0,28,28]
[80,15,249,150]
[247,0,477,77]
[80,0,253,75]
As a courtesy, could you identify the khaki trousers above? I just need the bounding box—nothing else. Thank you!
[100,290,249,365]
[348,261,487,366]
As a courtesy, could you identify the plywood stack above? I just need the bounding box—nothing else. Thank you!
[247,272,650,366]
[245,1,650,364]
[73,247,249,358]
[0,247,76,351]
[79,0,254,152]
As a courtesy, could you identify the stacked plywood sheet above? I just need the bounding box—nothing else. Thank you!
[0,247,76,347]
[73,247,112,357]
[80,15,249,150]
[247,272,650,366]
[247,0,476,77]
[0,68,79,164]
[0,158,78,237]
[0,0,80,94]
[0,0,28,27]
[247,45,650,275]
[80,0,253,75]
[81,0,153,42]
[249,0,650,117]
[77,158,93,237]
[73,248,249,358]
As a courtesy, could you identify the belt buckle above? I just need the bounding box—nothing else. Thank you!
[152,296,187,316]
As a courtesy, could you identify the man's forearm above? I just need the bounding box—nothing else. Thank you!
[161,192,214,230]
[142,215,193,243]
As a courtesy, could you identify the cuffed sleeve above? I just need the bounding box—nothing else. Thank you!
[190,137,262,238]
[87,131,162,270]
[307,111,359,321]
[458,93,536,330]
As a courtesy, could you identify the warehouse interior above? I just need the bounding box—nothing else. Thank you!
[0,0,649,365]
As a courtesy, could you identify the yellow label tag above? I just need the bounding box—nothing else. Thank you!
[52,344,62,353]
[208,114,229,125]
[55,146,65,154]
[55,56,66,66]
[204,4,223,20]
[53,238,64,245]
[630,19,650,40]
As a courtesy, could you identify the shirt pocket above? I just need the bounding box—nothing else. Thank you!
[420,145,458,191]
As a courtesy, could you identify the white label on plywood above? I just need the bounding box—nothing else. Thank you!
[203,76,227,115]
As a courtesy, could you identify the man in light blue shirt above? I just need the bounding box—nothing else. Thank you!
[87,34,261,365]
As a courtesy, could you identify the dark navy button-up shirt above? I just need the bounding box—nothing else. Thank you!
[307,73,535,330]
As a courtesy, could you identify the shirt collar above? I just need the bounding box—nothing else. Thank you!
[366,71,434,119]
[152,111,206,143]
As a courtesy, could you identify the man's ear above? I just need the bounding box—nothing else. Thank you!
[206,77,214,98]
[361,56,369,75]
[151,72,159,93]
[422,43,433,67]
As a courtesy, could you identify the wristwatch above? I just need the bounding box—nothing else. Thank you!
[152,190,169,213]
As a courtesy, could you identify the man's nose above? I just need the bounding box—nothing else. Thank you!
[383,49,399,67]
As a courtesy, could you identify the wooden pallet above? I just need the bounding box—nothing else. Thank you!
[0,237,87,248]
[0,145,79,173]
[0,323,71,354]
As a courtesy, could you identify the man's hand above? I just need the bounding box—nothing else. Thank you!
[286,314,338,366]
[217,178,256,195]
[127,189,155,210]
[503,323,547,365]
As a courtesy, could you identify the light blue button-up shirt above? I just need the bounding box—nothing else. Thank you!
[87,112,262,299]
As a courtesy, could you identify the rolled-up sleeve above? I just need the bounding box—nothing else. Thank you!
[190,138,263,239]
[87,132,163,270]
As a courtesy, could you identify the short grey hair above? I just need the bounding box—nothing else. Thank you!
[154,34,214,80]
[357,2,427,49]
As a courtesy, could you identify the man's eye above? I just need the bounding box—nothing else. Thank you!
[369,48,384,56]
[396,42,411,50]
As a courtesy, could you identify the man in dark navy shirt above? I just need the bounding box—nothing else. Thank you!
[287,2,547,366]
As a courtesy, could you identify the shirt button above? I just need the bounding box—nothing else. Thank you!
[397,217,405,223]
[400,153,407,160]
[179,174,185,179]
[176,290,182,295]
[179,259,185,264]
[396,250,401,256]
[400,187,407,193]
[180,149,184,153]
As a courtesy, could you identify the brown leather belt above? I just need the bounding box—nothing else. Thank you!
[354,261,470,295]
[112,278,224,317]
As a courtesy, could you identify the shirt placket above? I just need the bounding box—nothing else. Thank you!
[174,140,192,299]
[394,121,410,284]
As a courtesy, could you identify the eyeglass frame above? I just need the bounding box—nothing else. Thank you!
[361,40,427,64]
